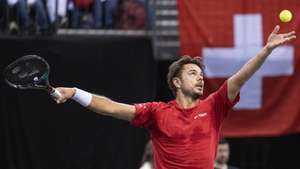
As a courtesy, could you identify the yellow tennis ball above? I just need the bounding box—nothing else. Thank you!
[279,10,292,22]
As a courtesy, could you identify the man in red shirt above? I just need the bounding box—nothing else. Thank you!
[53,26,295,169]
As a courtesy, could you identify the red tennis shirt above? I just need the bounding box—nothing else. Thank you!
[131,81,239,169]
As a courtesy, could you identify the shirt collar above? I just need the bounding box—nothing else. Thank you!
[169,99,201,111]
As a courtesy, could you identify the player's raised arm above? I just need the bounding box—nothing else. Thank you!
[227,25,296,101]
[54,87,136,121]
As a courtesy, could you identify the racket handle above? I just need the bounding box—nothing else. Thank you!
[50,88,62,99]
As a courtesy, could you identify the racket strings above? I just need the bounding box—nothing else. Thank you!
[4,55,50,89]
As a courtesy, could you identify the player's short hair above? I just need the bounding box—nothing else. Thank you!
[167,55,204,96]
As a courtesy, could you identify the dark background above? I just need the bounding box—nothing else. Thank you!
[1,36,299,169]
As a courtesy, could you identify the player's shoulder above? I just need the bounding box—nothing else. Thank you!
[151,101,169,108]
[149,100,176,111]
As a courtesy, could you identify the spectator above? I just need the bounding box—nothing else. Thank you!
[140,141,154,169]
[70,0,94,28]
[7,0,30,33]
[215,139,240,169]
[70,0,119,29]
[7,0,49,34]
[117,0,146,30]
[29,0,49,34]
[47,0,68,30]
[94,0,118,28]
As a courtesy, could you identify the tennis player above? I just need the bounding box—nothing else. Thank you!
[54,25,295,169]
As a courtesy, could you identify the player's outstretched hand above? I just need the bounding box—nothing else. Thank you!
[266,25,296,51]
[52,87,76,104]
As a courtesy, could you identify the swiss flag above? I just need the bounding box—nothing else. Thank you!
[178,0,300,137]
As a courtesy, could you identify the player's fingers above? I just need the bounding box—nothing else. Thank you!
[50,92,63,103]
[59,99,67,104]
[287,35,296,41]
[283,31,296,38]
[55,87,64,94]
[271,25,280,34]
[282,35,296,44]
[52,96,61,103]
[56,98,67,104]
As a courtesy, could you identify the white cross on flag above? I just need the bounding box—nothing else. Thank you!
[178,0,300,137]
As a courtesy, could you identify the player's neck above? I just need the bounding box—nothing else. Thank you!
[175,92,200,109]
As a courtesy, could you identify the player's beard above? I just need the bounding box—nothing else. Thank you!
[182,87,202,100]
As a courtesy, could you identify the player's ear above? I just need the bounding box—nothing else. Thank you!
[173,77,181,89]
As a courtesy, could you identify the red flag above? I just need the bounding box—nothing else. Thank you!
[178,0,300,137]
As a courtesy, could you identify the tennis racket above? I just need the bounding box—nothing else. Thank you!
[3,55,62,99]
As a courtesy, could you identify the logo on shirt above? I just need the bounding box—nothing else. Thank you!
[194,112,207,119]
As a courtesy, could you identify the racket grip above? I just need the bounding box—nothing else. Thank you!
[50,88,62,99]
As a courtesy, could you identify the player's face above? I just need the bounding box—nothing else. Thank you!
[216,143,230,164]
[178,64,204,97]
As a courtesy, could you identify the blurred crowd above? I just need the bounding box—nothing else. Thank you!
[0,0,153,35]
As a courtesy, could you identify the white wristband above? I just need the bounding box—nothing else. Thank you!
[72,88,92,107]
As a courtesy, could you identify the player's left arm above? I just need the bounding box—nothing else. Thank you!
[227,25,296,101]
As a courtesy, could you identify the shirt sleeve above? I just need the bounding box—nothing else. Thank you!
[131,102,158,128]
[211,80,240,127]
